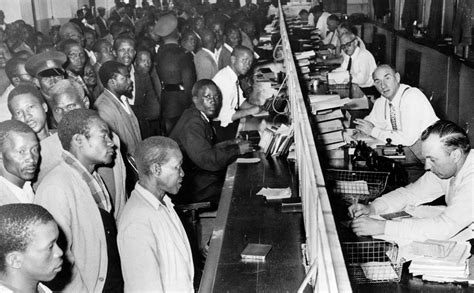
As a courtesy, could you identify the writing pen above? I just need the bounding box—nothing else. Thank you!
[352,194,360,219]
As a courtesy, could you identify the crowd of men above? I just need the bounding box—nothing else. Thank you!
[0,1,471,292]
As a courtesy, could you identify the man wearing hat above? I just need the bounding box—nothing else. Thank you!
[154,13,196,135]
[25,50,67,106]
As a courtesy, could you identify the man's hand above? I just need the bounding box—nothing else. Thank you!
[354,119,375,136]
[238,140,253,154]
[348,203,371,218]
[351,216,386,236]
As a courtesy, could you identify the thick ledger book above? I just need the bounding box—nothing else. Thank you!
[241,243,272,261]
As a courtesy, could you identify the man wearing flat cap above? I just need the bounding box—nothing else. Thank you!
[154,13,196,135]
[25,50,67,106]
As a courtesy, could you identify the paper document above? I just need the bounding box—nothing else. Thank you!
[360,262,398,281]
[334,180,369,195]
[257,187,292,200]
[236,158,261,164]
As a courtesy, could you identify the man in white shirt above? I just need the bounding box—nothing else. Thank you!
[118,136,194,292]
[0,203,63,293]
[308,6,331,38]
[349,120,472,241]
[212,46,261,141]
[334,32,377,95]
[0,120,38,205]
[354,64,439,159]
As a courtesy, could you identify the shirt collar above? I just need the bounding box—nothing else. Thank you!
[0,176,33,203]
[135,183,174,210]
[223,43,233,53]
[224,65,239,82]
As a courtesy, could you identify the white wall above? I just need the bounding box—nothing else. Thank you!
[2,0,34,25]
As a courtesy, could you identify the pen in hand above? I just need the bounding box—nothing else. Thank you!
[351,195,360,219]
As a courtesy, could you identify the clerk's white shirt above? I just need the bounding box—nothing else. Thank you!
[336,46,377,88]
[212,66,245,127]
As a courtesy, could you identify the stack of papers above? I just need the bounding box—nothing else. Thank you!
[404,241,472,282]
[257,187,292,200]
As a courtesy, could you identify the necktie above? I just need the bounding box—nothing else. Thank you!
[389,103,397,130]
[235,80,240,111]
[347,56,352,72]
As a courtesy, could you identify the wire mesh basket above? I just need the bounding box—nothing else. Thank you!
[325,169,390,205]
[328,82,351,98]
[342,240,403,284]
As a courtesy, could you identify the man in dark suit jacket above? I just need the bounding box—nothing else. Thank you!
[132,50,161,138]
[194,29,219,80]
[169,79,252,205]
[96,7,108,37]
[217,25,241,70]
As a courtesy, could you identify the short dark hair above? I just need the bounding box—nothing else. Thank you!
[134,136,180,177]
[57,39,83,54]
[327,14,340,23]
[192,79,218,97]
[58,108,100,151]
[231,45,252,58]
[5,57,26,81]
[421,120,471,155]
[98,60,126,87]
[113,37,135,51]
[92,38,112,53]
[8,83,45,114]
[0,204,54,273]
[0,120,35,152]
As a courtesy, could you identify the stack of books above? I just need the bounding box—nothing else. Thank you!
[295,50,315,76]
[258,124,294,157]
[309,94,350,150]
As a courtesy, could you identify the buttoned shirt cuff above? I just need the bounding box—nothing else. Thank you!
[370,127,383,140]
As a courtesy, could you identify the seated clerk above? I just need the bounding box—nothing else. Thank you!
[169,80,253,206]
[354,64,439,161]
[212,46,261,142]
[34,79,127,221]
[333,32,377,97]
[321,14,341,51]
[35,109,124,292]
[349,120,473,242]
[0,203,63,293]
[0,120,39,205]
[117,137,194,292]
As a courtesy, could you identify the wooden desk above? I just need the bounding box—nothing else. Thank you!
[199,117,308,293]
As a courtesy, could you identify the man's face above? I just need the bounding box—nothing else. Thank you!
[232,51,253,76]
[0,43,12,68]
[226,30,241,48]
[340,34,357,56]
[13,63,33,85]
[422,135,459,180]
[97,42,115,64]
[135,51,152,74]
[80,118,115,166]
[66,44,86,74]
[212,23,224,46]
[182,34,197,53]
[327,19,338,32]
[115,41,136,67]
[38,75,64,97]
[61,27,85,47]
[372,67,400,100]
[112,67,133,97]
[1,131,39,183]
[83,64,97,87]
[194,85,221,119]
[52,92,86,123]
[84,32,96,50]
[19,221,63,282]
[9,93,48,136]
[98,9,105,17]
[157,150,184,195]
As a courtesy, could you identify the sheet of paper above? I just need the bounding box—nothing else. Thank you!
[334,180,370,195]
[236,158,261,164]
[360,262,398,281]
[257,187,292,200]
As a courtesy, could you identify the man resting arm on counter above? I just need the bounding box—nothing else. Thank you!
[349,120,472,241]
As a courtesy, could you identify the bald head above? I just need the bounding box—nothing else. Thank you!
[230,45,253,76]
